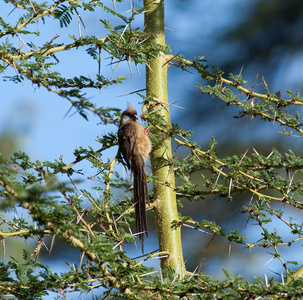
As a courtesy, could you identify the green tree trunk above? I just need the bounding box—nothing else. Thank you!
[144,0,185,275]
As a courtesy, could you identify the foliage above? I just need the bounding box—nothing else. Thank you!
[1,0,303,299]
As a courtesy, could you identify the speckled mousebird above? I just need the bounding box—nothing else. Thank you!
[118,103,152,252]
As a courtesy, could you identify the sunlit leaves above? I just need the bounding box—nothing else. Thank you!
[0,0,166,123]
[53,4,74,27]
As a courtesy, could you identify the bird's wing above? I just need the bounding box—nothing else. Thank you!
[118,123,137,169]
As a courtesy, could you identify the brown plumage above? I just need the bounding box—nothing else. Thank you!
[118,103,152,252]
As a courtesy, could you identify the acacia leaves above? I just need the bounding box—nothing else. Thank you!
[0,0,167,123]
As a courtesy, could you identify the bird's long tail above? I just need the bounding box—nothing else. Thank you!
[133,156,148,253]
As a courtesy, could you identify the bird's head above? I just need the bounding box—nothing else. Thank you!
[120,103,138,124]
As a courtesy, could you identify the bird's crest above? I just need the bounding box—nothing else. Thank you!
[126,102,137,115]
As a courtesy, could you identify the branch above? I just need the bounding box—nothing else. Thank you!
[0,0,68,38]
[0,229,51,238]
[0,37,108,61]
[18,199,132,295]
[173,134,303,208]
[145,120,303,210]
[167,55,302,105]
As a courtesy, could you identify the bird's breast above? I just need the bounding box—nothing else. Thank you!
[135,132,151,161]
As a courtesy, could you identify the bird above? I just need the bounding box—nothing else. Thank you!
[118,103,152,253]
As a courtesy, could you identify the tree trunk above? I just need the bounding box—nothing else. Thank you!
[144,0,185,276]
